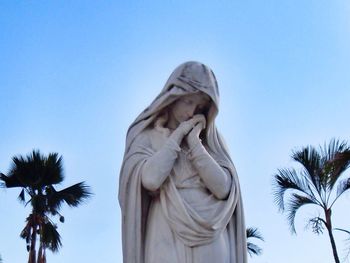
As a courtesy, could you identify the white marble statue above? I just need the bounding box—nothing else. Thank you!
[119,61,247,263]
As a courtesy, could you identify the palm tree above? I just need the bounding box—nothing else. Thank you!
[273,139,350,263]
[246,227,264,257]
[0,150,92,263]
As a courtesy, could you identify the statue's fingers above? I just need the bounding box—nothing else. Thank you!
[194,122,204,133]
[191,115,206,127]
[195,119,206,130]
[192,114,205,122]
[182,121,195,133]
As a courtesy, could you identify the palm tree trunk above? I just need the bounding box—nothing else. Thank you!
[325,209,340,263]
[38,243,43,263]
[37,236,46,263]
[43,248,46,263]
[37,223,43,263]
[28,226,36,263]
[28,215,37,263]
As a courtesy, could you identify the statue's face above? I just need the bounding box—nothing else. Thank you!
[169,92,210,125]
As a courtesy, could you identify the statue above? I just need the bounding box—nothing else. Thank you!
[119,61,247,263]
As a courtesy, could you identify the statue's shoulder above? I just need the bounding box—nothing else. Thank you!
[132,128,152,145]
[134,127,167,151]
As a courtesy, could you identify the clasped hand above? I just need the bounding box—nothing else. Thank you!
[170,114,206,148]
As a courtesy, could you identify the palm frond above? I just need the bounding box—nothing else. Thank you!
[246,227,264,257]
[41,221,62,252]
[8,150,45,188]
[329,178,350,208]
[286,193,315,234]
[321,140,348,191]
[334,228,350,261]
[337,178,350,196]
[335,151,350,162]
[0,172,24,188]
[40,153,64,186]
[328,145,350,190]
[306,217,326,235]
[5,150,66,191]
[247,242,262,257]
[18,188,26,204]
[334,228,350,235]
[20,224,31,240]
[292,146,322,192]
[20,214,35,244]
[322,139,348,164]
[47,182,92,210]
[246,227,264,241]
[273,168,318,211]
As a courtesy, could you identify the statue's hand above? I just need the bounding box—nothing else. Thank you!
[186,117,206,148]
[170,114,205,145]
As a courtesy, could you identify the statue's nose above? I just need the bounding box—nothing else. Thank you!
[186,105,197,118]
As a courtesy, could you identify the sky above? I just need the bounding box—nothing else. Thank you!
[0,1,350,262]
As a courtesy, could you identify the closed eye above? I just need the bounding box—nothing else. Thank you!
[182,99,193,105]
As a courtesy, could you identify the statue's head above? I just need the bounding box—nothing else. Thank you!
[153,62,219,131]
[126,61,223,153]
[162,61,219,109]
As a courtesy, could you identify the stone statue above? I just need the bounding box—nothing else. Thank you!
[119,61,247,263]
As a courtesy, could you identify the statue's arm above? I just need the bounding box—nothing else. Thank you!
[140,117,204,192]
[141,136,181,192]
[189,143,231,200]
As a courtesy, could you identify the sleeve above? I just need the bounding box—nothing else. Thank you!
[189,142,232,199]
[141,136,181,192]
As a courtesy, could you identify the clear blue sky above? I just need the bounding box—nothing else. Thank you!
[1,1,350,262]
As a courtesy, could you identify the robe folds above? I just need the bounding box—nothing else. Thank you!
[119,61,247,263]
